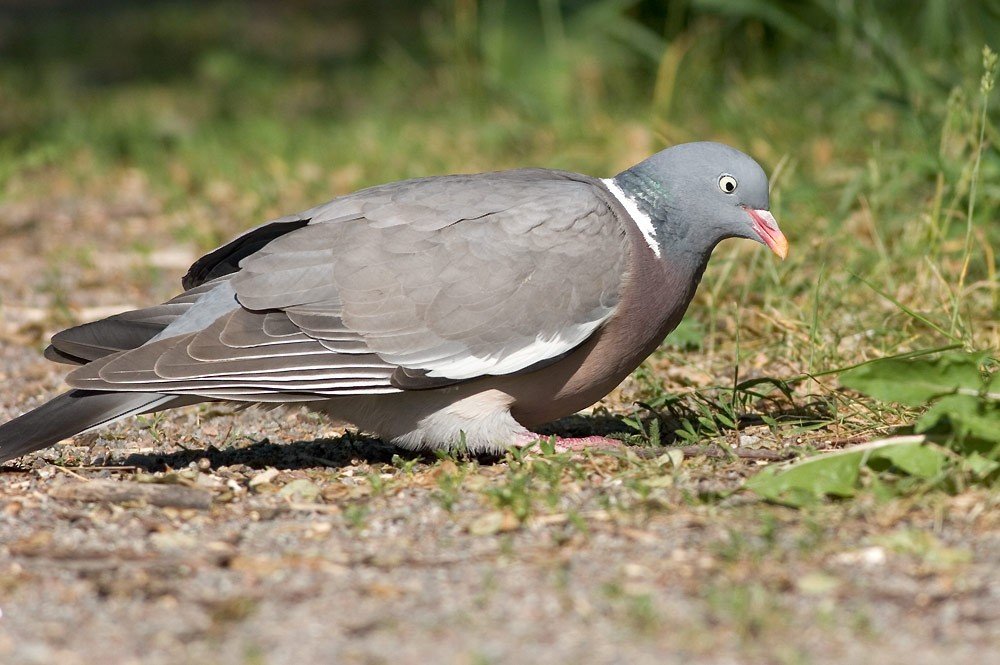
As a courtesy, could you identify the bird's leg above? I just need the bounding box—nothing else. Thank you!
[511,432,625,453]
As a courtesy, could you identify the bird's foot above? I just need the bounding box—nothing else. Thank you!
[549,435,625,452]
[512,433,625,454]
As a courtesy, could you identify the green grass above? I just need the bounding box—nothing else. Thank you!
[0,1,997,503]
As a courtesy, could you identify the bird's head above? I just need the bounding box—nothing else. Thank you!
[611,141,787,262]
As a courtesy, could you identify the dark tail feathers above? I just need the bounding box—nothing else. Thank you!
[0,390,179,464]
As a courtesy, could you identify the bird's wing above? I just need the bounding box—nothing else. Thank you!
[67,170,628,399]
[44,281,223,365]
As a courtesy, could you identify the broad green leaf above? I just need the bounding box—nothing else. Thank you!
[745,436,939,506]
[988,370,1000,395]
[665,318,704,351]
[745,449,864,506]
[964,453,1000,478]
[869,443,946,478]
[917,394,1000,443]
[840,353,984,406]
[868,474,898,503]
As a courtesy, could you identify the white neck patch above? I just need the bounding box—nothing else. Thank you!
[601,178,660,258]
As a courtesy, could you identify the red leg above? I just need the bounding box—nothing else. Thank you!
[512,433,625,453]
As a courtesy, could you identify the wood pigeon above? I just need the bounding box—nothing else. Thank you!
[0,141,787,462]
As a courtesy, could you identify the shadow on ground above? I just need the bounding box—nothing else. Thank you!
[121,433,402,472]
[113,400,836,472]
[119,413,635,472]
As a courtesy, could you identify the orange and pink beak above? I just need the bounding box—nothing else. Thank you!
[744,206,788,260]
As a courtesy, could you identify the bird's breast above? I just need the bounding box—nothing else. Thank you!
[506,220,705,426]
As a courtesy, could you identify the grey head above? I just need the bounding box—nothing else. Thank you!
[609,141,787,264]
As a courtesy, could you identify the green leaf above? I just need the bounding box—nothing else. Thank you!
[736,376,794,401]
[664,318,704,351]
[744,436,940,506]
[988,370,1000,394]
[745,449,864,506]
[964,453,1000,478]
[917,394,1000,442]
[840,353,984,406]
[869,443,946,479]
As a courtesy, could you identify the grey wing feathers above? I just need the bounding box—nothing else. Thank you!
[0,390,185,463]
[67,308,399,399]
[235,171,628,381]
[182,215,310,289]
[44,281,222,365]
[63,169,627,399]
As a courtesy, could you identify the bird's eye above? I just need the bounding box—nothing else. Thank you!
[718,174,738,194]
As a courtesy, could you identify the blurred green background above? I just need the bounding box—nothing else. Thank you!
[1,0,997,369]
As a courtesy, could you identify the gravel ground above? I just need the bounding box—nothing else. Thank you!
[0,175,997,664]
[1,349,997,664]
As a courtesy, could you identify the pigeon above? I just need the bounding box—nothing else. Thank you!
[0,141,787,463]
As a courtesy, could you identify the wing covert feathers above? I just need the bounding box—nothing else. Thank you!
[64,170,628,399]
[44,281,222,365]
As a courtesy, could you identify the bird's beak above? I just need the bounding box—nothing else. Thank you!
[744,207,788,260]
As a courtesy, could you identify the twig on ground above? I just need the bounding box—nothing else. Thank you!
[50,480,213,510]
[633,445,793,461]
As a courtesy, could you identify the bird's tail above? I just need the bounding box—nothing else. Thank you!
[0,390,182,464]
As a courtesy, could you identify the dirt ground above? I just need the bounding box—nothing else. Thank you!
[0,175,997,665]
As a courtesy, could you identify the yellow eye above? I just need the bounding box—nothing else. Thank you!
[719,174,738,193]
